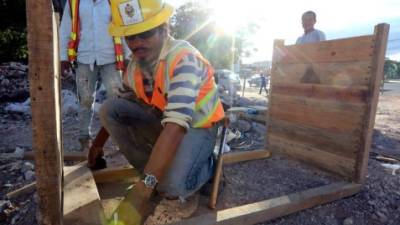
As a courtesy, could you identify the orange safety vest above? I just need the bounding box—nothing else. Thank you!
[124,42,225,128]
[67,0,124,72]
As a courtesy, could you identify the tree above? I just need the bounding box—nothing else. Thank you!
[0,0,27,62]
[170,2,257,70]
[384,59,400,80]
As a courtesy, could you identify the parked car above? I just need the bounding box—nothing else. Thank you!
[214,69,242,91]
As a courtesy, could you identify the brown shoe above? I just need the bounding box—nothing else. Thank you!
[144,194,199,225]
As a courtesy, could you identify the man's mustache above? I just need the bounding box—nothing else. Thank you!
[133,47,149,53]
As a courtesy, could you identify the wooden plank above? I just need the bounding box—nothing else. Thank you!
[23,151,86,161]
[97,182,131,219]
[269,120,359,159]
[269,94,364,133]
[274,35,374,64]
[92,166,140,184]
[6,182,36,199]
[272,83,369,103]
[26,0,63,224]
[172,182,361,225]
[223,150,271,164]
[273,61,371,86]
[270,93,366,115]
[355,24,390,183]
[268,135,356,179]
[64,162,105,225]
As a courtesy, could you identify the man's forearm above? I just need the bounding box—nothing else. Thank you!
[143,122,186,182]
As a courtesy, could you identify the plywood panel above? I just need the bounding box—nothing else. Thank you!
[269,120,360,159]
[273,61,371,86]
[274,36,374,64]
[269,135,356,179]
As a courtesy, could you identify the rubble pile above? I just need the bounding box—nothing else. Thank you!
[0,62,29,103]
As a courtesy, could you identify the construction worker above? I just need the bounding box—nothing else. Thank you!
[59,0,131,150]
[296,11,326,44]
[99,0,225,223]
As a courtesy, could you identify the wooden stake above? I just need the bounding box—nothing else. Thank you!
[355,23,390,183]
[26,0,63,224]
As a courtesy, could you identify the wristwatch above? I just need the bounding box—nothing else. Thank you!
[141,173,158,189]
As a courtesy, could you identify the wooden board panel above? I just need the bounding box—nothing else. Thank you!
[26,1,63,225]
[269,94,364,133]
[172,182,361,225]
[274,35,374,64]
[63,162,105,225]
[268,135,356,179]
[269,120,360,159]
[273,61,371,86]
[272,83,369,103]
[270,93,366,115]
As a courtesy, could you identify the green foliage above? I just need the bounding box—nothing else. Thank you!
[384,59,400,80]
[0,0,27,62]
[170,2,257,70]
[0,28,27,61]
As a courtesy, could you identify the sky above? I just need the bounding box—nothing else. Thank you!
[166,0,400,63]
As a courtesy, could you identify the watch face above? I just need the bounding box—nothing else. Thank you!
[144,174,157,188]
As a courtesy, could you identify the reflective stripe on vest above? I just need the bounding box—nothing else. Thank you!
[67,0,124,72]
[67,0,80,62]
[129,44,224,128]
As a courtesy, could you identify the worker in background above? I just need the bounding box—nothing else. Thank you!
[59,0,131,150]
[259,72,268,95]
[296,11,326,44]
[99,0,225,224]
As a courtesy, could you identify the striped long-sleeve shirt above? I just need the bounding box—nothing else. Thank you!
[123,37,222,130]
[161,53,208,130]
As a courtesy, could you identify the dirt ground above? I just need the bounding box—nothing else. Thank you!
[0,83,399,225]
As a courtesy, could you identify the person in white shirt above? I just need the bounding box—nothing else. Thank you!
[59,0,131,150]
[296,11,326,44]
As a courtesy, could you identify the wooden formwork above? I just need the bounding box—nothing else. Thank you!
[26,1,389,224]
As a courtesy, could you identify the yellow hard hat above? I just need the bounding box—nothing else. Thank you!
[109,0,174,37]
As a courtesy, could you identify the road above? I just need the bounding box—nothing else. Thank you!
[382,80,400,95]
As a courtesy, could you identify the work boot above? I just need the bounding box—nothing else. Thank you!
[144,194,199,225]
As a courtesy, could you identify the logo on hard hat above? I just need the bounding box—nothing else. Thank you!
[119,0,143,25]
[125,3,135,18]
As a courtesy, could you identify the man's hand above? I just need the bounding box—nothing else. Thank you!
[61,61,72,77]
[107,181,155,225]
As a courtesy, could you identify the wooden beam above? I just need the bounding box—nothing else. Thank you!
[355,23,390,183]
[223,149,271,164]
[276,35,374,64]
[23,151,86,161]
[173,182,361,225]
[64,162,105,225]
[6,182,36,199]
[26,0,63,224]
[92,166,140,184]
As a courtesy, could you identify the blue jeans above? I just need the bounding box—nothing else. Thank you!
[76,63,122,139]
[99,98,217,198]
